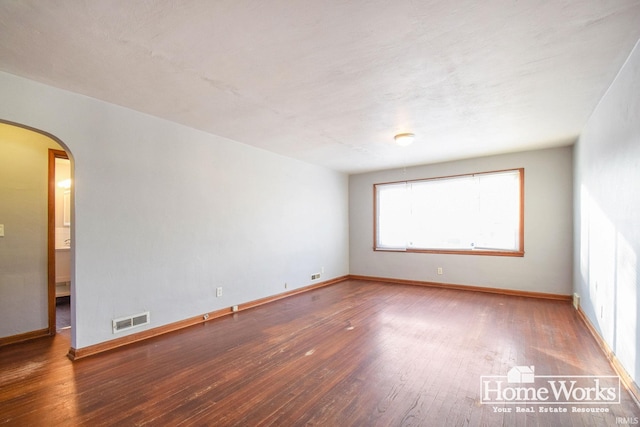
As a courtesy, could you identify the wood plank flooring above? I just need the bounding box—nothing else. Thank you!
[1,279,638,426]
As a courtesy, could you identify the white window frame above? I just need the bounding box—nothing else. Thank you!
[374,168,524,257]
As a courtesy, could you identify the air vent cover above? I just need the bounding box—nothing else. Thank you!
[112,311,150,333]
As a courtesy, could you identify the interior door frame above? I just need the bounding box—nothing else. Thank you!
[48,149,69,335]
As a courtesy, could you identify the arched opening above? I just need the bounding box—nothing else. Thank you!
[0,120,74,349]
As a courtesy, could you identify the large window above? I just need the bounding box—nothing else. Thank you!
[374,168,524,256]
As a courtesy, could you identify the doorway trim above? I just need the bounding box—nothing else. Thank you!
[48,149,69,335]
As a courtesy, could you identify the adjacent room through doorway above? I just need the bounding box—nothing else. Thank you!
[54,155,71,331]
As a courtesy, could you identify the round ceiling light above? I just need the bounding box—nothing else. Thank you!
[394,133,415,147]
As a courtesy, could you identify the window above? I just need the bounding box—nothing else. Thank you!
[374,168,524,256]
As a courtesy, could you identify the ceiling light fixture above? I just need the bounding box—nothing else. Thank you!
[394,133,414,147]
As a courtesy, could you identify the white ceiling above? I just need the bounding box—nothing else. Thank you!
[1,1,639,174]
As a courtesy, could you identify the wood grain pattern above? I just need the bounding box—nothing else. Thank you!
[68,275,349,360]
[577,306,640,406]
[0,328,49,347]
[1,279,638,426]
[350,274,572,301]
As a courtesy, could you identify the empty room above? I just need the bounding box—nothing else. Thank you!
[1,1,639,425]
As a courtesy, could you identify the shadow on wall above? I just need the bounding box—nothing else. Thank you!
[577,184,638,381]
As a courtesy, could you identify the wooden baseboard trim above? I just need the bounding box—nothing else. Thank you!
[0,328,50,347]
[68,306,231,360]
[68,275,349,361]
[576,306,640,407]
[348,275,572,301]
[67,274,569,360]
[235,275,349,312]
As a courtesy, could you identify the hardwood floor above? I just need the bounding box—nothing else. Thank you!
[1,279,638,426]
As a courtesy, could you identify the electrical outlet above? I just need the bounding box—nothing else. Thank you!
[203,313,209,320]
[437,267,443,275]
[216,287,223,297]
[232,305,239,312]
[311,273,321,280]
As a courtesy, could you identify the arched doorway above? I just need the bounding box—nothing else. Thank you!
[0,120,73,345]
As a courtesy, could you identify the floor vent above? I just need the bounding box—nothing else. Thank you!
[112,311,150,334]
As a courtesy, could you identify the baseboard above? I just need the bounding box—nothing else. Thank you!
[68,306,232,360]
[231,275,349,311]
[68,275,349,360]
[66,274,639,408]
[0,328,50,347]
[576,306,640,407]
[348,275,572,301]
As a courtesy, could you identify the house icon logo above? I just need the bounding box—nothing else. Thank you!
[507,366,535,383]
[481,365,620,404]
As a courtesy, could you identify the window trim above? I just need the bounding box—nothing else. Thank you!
[373,168,524,257]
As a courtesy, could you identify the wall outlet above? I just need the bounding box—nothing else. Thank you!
[572,293,580,310]
[232,305,239,312]
[437,267,443,275]
[203,313,209,320]
[311,273,321,280]
[216,287,223,297]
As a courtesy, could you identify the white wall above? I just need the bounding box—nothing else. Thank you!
[350,146,574,295]
[574,40,640,387]
[0,71,349,349]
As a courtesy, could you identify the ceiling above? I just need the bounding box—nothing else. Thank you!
[1,1,639,174]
